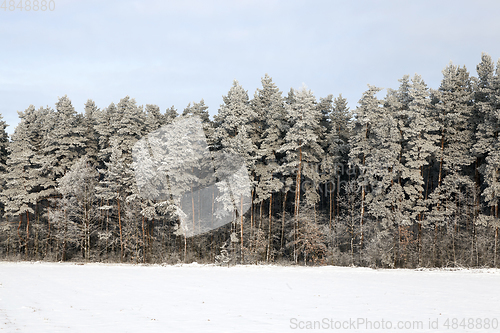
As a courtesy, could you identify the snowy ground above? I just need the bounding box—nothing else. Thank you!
[1,262,499,332]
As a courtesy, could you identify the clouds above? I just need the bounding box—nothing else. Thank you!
[1,0,500,134]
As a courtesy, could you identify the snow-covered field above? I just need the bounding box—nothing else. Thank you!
[1,262,499,332]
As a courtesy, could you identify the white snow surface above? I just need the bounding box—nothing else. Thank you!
[1,262,499,332]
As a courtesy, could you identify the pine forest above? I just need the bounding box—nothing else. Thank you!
[2,53,500,269]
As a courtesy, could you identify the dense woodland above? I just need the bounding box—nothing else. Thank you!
[1,53,500,268]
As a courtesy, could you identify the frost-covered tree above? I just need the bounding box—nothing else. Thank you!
[363,88,406,265]
[40,95,88,187]
[279,86,323,216]
[53,156,98,260]
[400,75,439,261]
[144,104,164,133]
[0,114,9,216]
[326,94,351,227]
[164,106,178,124]
[473,54,500,214]
[278,86,323,262]
[473,55,500,266]
[113,96,145,164]
[95,140,129,261]
[349,85,383,251]
[428,64,475,223]
[0,114,9,175]
[332,94,351,154]
[426,64,475,266]
[94,102,117,164]
[183,99,210,123]
[473,53,496,162]
[214,80,257,261]
[83,100,100,166]
[321,130,342,228]
[286,207,327,265]
[2,106,48,256]
[251,75,287,261]
[183,99,214,147]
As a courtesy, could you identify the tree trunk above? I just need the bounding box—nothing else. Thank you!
[294,147,303,264]
[329,182,333,230]
[17,215,23,254]
[267,194,272,262]
[25,211,30,258]
[240,194,244,264]
[142,215,145,263]
[281,191,287,252]
[46,202,51,258]
[495,203,499,267]
[295,147,302,218]
[117,197,123,262]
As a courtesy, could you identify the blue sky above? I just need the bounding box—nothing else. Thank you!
[1,0,500,134]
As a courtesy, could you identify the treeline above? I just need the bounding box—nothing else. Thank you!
[1,53,500,268]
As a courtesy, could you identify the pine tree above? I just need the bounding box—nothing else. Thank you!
[214,80,256,262]
[40,95,88,183]
[330,94,351,228]
[114,96,145,165]
[473,53,496,162]
[320,110,342,229]
[2,106,47,256]
[94,102,117,165]
[54,156,98,260]
[0,114,9,217]
[183,100,214,147]
[402,74,439,262]
[144,104,164,133]
[251,75,287,261]
[366,88,405,265]
[95,140,128,261]
[427,63,475,266]
[348,85,383,253]
[279,86,323,262]
[280,86,323,214]
[83,100,100,166]
[332,94,351,152]
[0,114,9,175]
[475,56,500,266]
[164,106,178,124]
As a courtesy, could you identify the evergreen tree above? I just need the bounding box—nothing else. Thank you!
[349,85,383,252]
[94,102,117,165]
[83,100,100,166]
[427,63,475,266]
[164,106,178,124]
[0,114,9,216]
[214,81,256,262]
[472,53,496,163]
[475,56,500,266]
[40,95,88,184]
[279,86,323,215]
[114,96,145,165]
[251,75,287,261]
[2,106,48,256]
[279,86,323,263]
[402,74,439,262]
[0,114,9,175]
[95,140,129,261]
[53,156,98,260]
[183,100,214,147]
[332,94,351,153]
[144,104,164,133]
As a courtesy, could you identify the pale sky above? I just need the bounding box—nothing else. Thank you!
[1,0,500,134]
